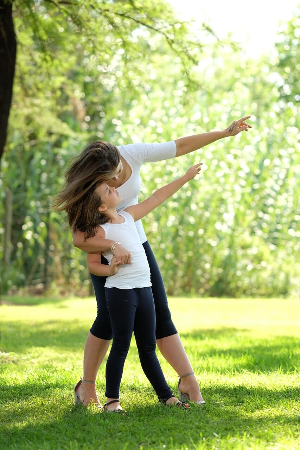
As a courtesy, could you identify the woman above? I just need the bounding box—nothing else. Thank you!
[56,116,251,407]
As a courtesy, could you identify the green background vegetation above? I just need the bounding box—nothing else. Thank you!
[0,0,300,297]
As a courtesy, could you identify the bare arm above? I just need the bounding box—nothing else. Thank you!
[73,230,114,253]
[175,116,252,157]
[87,253,112,277]
[87,253,121,277]
[125,163,202,222]
[85,226,122,276]
[73,229,131,264]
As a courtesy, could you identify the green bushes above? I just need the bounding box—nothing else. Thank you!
[0,3,299,297]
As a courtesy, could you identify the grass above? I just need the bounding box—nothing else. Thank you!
[0,296,299,450]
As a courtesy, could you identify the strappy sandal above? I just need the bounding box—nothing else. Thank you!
[103,399,125,414]
[178,371,206,406]
[74,377,102,408]
[159,394,190,409]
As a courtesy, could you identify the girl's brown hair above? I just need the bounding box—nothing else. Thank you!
[52,141,120,239]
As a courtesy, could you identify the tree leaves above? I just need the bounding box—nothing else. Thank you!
[0,2,299,297]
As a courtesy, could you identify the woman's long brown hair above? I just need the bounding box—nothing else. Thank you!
[52,141,120,240]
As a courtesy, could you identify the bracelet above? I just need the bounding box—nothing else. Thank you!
[111,241,121,252]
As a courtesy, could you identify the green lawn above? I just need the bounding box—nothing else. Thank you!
[0,296,299,450]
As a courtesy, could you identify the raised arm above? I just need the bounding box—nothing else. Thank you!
[175,116,252,157]
[125,163,202,222]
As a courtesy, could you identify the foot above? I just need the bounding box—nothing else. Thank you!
[104,399,124,413]
[178,373,205,403]
[76,381,101,406]
[165,396,190,408]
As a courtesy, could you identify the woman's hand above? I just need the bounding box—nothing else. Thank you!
[112,244,131,265]
[225,115,252,137]
[109,256,122,275]
[184,163,203,181]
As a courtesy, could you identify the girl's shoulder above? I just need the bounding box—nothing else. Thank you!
[119,209,134,222]
[98,224,107,236]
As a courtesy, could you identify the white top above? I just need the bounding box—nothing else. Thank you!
[101,211,151,289]
[116,141,176,243]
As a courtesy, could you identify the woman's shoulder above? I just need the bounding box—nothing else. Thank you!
[117,143,148,166]
[118,141,176,164]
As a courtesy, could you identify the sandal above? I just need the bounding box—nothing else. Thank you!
[74,377,102,408]
[159,394,190,409]
[178,371,206,406]
[103,399,125,414]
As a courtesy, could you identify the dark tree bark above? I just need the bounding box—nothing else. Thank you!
[0,0,16,164]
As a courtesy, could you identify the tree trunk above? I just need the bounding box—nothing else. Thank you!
[43,200,51,292]
[0,0,16,164]
[3,187,12,265]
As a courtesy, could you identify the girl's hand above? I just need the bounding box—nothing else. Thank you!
[184,163,203,181]
[109,256,122,275]
[225,115,252,137]
[112,244,131,264]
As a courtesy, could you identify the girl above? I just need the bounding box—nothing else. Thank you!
[86,162,203,411]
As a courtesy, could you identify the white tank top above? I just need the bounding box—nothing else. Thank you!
[100,211,151,289]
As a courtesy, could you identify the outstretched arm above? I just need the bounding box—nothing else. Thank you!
[175,116,252,157]
[125,163,202,222]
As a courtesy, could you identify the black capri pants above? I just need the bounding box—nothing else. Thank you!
[90,241,177,340]
[105,287,172,399]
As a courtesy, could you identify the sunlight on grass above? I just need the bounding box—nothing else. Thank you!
[1,297,299,450]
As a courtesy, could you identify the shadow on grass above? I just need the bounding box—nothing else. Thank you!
[1,295,69,307]
[1,321,298,374]
[180,329,300,374]
[1,381,299,450]
[0,319,89,354]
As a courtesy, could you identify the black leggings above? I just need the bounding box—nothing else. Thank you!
[90,241,177,340]
[105,287,172,399]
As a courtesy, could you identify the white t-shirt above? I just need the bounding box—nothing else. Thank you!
[101,211,151,289]
[115,141,176,243]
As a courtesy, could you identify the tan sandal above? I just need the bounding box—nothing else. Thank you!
[178,371,206,406]
[74,377,102,408]
[159,394,190,409]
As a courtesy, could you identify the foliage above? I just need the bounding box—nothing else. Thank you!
[138,40,300,297]
[0,296,299,449]
[0,0,214,294]
[275,10,300,104]
[0,2,300,297]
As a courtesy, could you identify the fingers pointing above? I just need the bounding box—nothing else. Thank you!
[239,115,251,122]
